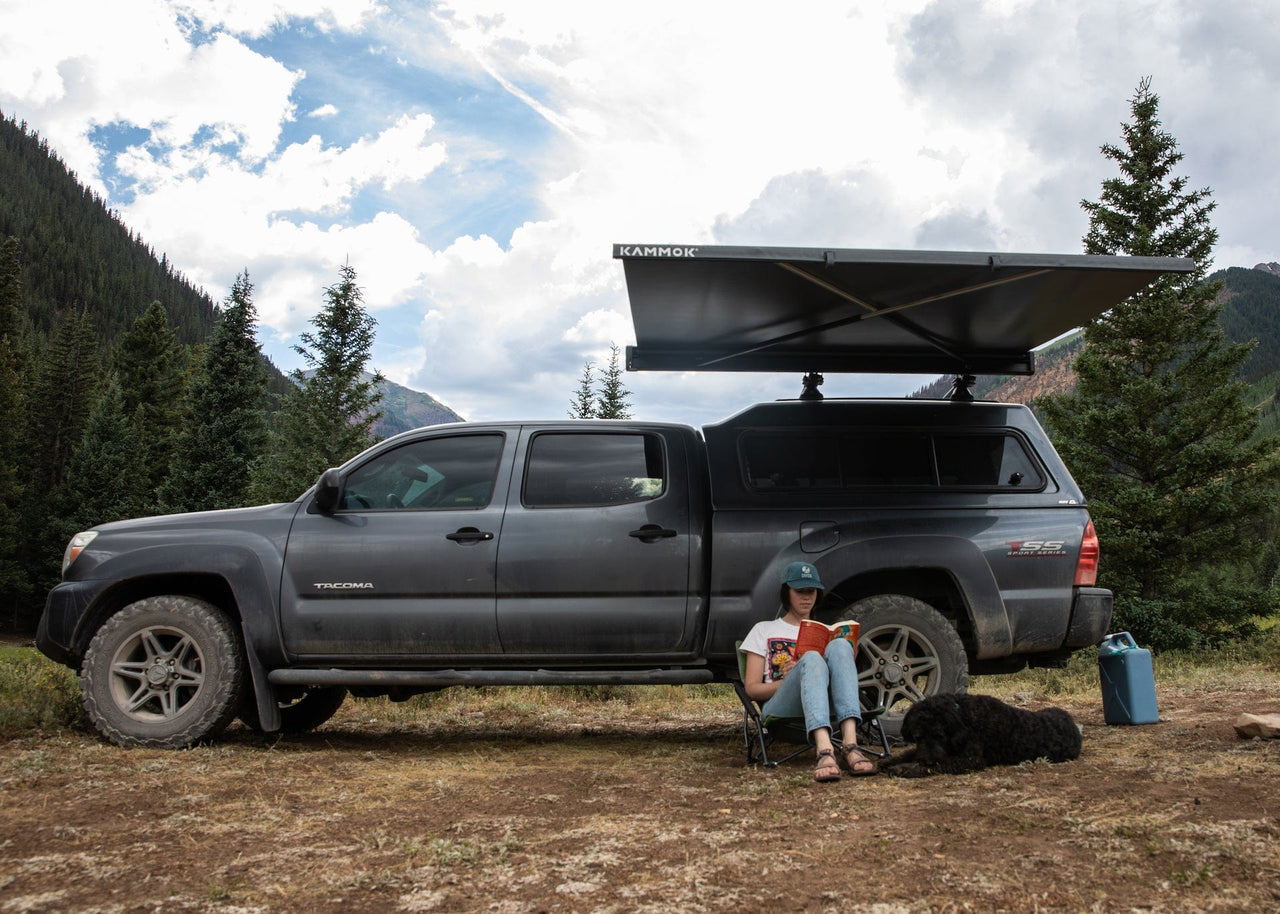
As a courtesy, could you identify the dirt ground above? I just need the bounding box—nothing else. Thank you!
[2,681,1279,913]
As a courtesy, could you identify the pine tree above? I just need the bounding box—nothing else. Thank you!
[25,309,101,494]
[568,361,596,418]
[162,272,268,512]
[14,310,102,628]
[251,264,383,502]
[57,377,145,531]
[1037,79,1280,648]
[0,236,28,620]
[595,344,632,420]
[115,300,185,501]
[0,237,20,342]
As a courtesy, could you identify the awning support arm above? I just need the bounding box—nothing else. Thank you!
[694,263,1054,370]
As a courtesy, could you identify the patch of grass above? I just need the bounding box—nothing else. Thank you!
[1156,627,1280,671]
[976,629,1280,702]
[369,826,522,869]
[417,833,522,867]
[347,682,740,736]
[977,649,1100,702]
[0,644,86,737]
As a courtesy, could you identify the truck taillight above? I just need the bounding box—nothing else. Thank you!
[1075,520,1099,587]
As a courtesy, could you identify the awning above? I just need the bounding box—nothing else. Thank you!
[615,244,1193,375]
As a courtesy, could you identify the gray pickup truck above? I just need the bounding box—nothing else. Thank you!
[37,245,1191,748]
[39,397,1106,748]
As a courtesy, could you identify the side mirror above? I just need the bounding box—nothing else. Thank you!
[313,468,342,514]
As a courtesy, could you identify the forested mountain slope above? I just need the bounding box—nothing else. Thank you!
[0,112,216,343]
[1,112,458,428]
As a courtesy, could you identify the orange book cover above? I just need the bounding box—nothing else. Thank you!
[794,619,860,659]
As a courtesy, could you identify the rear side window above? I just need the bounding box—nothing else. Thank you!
[524,433,666,507]
[741,429,1043,492]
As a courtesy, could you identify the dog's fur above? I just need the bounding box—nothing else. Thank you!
[881,693,1082,778]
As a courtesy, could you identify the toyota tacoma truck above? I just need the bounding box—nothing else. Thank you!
[36,245,1191,748]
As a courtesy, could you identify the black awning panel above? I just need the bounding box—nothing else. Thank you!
[614,245,1193,375]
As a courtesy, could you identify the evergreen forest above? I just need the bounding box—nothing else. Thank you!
[4,87,1280,654]
[0,114,394,630]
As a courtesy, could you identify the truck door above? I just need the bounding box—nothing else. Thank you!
[280,431,510,657]
[496,429,692,655]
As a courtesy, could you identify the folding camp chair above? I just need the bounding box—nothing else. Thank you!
[733,642,891,768]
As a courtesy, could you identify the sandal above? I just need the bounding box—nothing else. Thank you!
[842,745,877,777]
[814,748,841,782]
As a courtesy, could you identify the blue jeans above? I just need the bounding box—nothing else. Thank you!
[761,637,862,739]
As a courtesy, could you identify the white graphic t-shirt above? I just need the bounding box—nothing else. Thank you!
[741,617,800,684]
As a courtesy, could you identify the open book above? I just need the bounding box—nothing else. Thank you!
[794,619,860,659]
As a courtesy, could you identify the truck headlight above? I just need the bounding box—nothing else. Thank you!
[62,531,98,575]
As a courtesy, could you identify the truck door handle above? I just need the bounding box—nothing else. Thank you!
[445,527,494,543]
[629,524,678,542]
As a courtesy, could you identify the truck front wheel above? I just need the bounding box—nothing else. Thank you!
[849,594,969,735]
[81,596,245,749]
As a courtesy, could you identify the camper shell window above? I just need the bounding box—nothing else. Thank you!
[741,429,1044,492]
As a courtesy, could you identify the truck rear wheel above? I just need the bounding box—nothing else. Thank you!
[849,594,969,736]
[239,685,348,734]
[81,596,245,749]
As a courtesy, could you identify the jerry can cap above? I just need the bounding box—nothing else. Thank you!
[1099,631,1139,655]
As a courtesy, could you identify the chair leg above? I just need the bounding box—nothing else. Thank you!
[858,712,892,759]
[736,681,882,769]
[735,682,774,766]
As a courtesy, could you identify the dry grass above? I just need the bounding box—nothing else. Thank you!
[3,638,1280,911]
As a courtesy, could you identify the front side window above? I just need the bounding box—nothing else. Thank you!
[340,434,504,510]
[523,433,666,507]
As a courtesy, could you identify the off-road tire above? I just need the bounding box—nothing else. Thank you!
[239,685,348,735]
[81,596,245,749]
[849,594,969,737]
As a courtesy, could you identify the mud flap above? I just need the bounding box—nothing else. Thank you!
[243,640,282,732]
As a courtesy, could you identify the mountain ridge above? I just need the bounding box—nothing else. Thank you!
[912,265,1280,426]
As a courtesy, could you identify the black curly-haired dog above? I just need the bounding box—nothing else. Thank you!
[881,693,1082,778]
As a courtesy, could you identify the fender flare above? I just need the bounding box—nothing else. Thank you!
[79,542,287,731]
[769,535,1013,660]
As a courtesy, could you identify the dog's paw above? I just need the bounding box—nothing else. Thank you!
[882,762,934,779]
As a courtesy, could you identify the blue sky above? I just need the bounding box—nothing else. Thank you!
[2,0,1278,424]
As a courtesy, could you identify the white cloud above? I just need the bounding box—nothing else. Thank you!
[172,0,380,36]
[394,0,1280,420]
[0,1,300,184]
[3,0,1279,426]
[382,0,1047,418]
[896,0,1280,262]
[114,112,445,319]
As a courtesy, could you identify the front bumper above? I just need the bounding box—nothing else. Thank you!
[36,579,108,668]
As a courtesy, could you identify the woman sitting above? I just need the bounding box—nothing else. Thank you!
[741,561,876,781]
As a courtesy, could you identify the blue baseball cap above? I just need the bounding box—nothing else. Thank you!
[781,561,823,590]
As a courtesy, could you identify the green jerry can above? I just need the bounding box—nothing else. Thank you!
[1098,631,1159,725]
